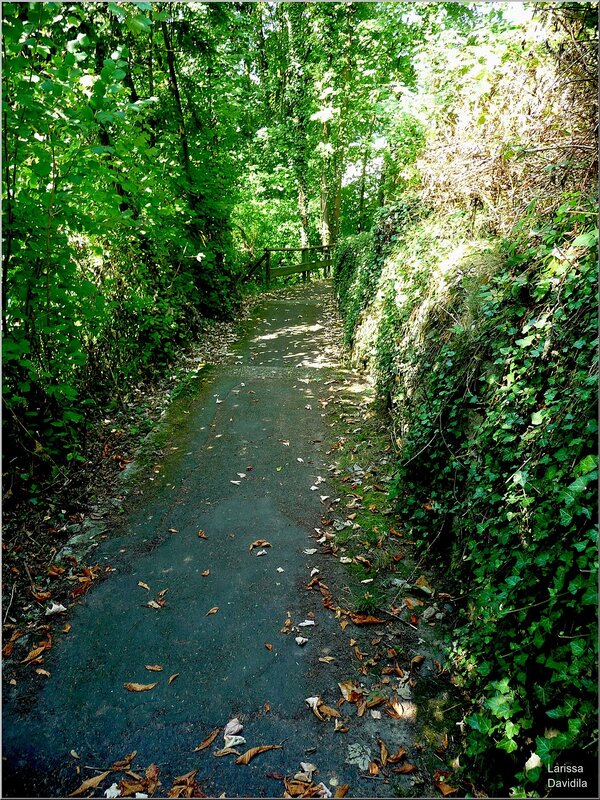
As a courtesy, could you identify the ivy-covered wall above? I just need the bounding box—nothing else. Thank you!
[333,198,598,793]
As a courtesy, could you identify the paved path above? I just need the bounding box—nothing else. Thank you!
[4,284,414,798]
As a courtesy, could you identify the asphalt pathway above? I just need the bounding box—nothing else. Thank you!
[4,284,412,798]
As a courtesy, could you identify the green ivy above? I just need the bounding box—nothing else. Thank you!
[333,194,598,794]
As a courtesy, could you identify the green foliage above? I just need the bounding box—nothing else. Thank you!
[2,2,250,487]
[333,194,598,794]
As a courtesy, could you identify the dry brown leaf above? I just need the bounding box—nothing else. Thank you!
[145,664,163,672]
[20,645,47,665]
[123,682,157,692]
[206,607,219,616]
[32,589,52,602]
[138,581,150,591]
[349,612,386,625]
[319,704,341,719]
[213,747,240,757]
[369,761,380,776]
[338,680,363,703]
[35,668,51,677]
[366,694,386,708]
[378,738,389,767]
[147,600,162,610]
[356,698,367,717]
[201,570,210,577]
[392,763,416,774]
[411,655,425,669]
[197,530,207,539]
[265,643,273,651]
[168,673,179,684]
[334,786,350,798]
[318,656,335,664]
[339,619,349,631]
[110,752,137,771]
[193,728,221,752]
[264,702,271,713]
[234,744,282,765]
[388,745,407,764]
[62,623,72,634]
[249,539,271,551]
[2,629,24,657]
[68,770,111,796]
[434,769,458,796]
[334,719,349,733]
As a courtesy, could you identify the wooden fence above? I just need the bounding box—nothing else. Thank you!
[244,245,334,285]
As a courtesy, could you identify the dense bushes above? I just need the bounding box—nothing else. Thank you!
[334,194,597,794]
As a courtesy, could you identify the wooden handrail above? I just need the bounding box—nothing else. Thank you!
[265,244,334,253]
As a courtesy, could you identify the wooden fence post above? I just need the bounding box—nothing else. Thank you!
[301,248,308,283]
[265,248,271,285]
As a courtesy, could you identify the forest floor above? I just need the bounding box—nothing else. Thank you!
[3,282,466,799]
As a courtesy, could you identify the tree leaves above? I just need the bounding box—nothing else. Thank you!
[234,745,282,765]
[193,728,221,752]
[123,682,157,692]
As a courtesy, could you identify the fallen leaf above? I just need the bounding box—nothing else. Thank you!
[168,673,179,684]
[369,761,379,776]
[224,734,246,748]
[303,549,317,555]
[168,528,178,534]
[334,719,349,733]
[146,600,162,610]
[70,750,80,760]
[318,656,335,664]
[206,607,219,616]
[104,781,121,798]
[392,763,416,774]
[235,745,282,765]
[265,643,273,651]
[378,739,389,766]
[32,589,52,602]
[193,728,221,752]
[338,680,364,703]
[224,718,243,736]
[69,771,111,796]
[201,570,210,577]
[2,629,24,657]
[20,645,48,665]
[256,549,268,556]
[123,682,157,692]
[410,655,425,669]
[339,620,349,631]
[298,619,315,627]
[334,786,350,798]
[349,612,385,625]
[197,530,207,539]
[48,564,65,577]
[35,668,51,677]
[230,480,241,485]
[264,702,271,714]
[62,623,72,634]
[109,752,137,771]
[213,747,240,757]
[137,582,150,591]
[305,696,325,721]
[388,746,407,764]
[295,636,308,646]
[319,704,341,719]
[434,769,458,795]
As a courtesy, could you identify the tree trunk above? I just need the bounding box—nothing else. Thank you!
[161,19,192,188]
